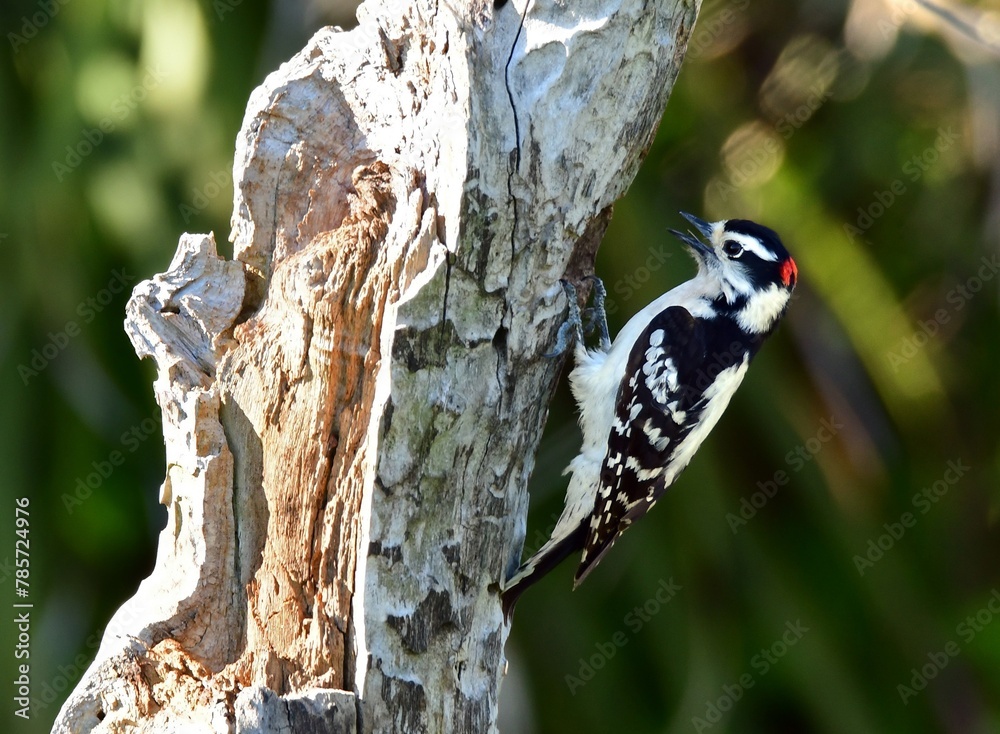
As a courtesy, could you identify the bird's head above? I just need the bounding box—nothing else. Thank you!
[669,212,797,333]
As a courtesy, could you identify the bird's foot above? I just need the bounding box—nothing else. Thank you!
[581,275,611,352]
[545,280,583,358]
[545,276,610,358]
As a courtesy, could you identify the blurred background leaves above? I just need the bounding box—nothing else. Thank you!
[1,0,998,732]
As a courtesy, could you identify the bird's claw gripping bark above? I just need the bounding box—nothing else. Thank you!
[582,275,611,352]
[545,276,610,358]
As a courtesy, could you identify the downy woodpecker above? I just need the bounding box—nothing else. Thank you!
[501,213,797,619]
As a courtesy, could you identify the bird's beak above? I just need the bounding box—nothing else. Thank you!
[668,212,716,259]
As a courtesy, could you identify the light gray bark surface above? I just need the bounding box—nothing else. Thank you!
[53,0,698,732]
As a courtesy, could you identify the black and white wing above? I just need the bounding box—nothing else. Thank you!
[574,306,707,586]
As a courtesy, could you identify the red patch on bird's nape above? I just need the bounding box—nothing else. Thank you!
[780,257,798,287]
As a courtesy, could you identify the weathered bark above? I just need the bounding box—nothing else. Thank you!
[53,0,698,731]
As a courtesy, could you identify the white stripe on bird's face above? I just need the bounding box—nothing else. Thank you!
[725,231,779,261]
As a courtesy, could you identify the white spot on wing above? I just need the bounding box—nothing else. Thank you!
[643,420,671,451]
[644,357,678,406]
[643,347,664,372]
[665,401,686,423]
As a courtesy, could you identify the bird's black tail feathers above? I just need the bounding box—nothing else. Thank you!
[501,522,588,623]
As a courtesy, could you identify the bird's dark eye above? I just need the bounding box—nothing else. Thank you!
[723,240,743,258]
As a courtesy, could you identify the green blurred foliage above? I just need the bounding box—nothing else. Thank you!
[1,0,998,732]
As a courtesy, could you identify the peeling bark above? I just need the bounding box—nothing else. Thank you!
[54,0,698,731]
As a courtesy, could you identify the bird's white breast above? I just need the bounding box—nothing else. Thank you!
[568,277,718,461]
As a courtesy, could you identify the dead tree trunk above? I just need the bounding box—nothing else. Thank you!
[53,0,698,731]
